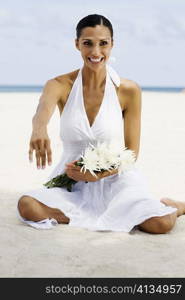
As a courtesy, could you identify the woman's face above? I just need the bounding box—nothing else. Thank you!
[75,25,113,70]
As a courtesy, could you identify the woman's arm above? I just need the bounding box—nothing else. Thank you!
[121,81,142,161]
[29,79,63,169]
[32,79,63,130]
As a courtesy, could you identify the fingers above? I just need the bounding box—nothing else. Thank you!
[29,143,34,163]
[45,140,52,166]
[100,169,118,179]
[66,165,81,171]
[34,141,43,169]
[29,139,52,169]
[65,160,79,170]
[66,167,95,182]
[65,169,77,181]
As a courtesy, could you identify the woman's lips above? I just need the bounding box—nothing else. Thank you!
[88,57,104,64]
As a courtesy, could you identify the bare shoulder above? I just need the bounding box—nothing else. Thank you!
[118,78,142,111]
[43,69,79,93]
[50,69,79,105]
[54,69,79,89]
[37,69,80,116]
[119,78,141,97]
[43,77,64,94]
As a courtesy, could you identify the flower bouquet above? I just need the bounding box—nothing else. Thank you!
[44,141,136,192]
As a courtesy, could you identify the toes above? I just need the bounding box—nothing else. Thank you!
[53,209,70,224]
[160,197,172,203]
[160,198,167,203]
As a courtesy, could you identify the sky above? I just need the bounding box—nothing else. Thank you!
[0,0,185,86]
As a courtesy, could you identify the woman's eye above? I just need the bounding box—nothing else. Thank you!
[83,41,91,46]
[100,41,108,46]
[83,41,108,46]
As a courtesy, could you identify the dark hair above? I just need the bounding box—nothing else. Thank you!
[76,14,113,40]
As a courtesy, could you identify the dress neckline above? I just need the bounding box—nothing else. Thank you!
[80,68,108,129]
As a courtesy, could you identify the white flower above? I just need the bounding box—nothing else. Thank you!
[79,141,136,178]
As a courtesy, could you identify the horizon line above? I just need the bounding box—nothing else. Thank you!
[0,84,184,88]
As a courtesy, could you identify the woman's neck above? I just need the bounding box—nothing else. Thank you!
[82,65,106,89]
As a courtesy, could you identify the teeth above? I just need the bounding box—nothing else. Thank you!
[89,57,103,62]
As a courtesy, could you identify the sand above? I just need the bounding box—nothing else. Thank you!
[0,90,185,277]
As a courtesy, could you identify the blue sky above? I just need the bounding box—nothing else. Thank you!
[0,0,185,86]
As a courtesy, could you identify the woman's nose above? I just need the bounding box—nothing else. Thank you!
[91,45,101,56]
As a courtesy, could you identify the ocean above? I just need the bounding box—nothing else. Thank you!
[0,85,184,93]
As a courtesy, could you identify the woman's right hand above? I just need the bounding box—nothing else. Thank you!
[29,129,52,169]
[28,78,64,169]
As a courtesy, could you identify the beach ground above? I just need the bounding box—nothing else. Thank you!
[0,91,185,277]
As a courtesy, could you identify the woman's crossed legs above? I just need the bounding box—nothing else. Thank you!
[139,198,185,234]
[17,196,185,233]
[18,196,70,224]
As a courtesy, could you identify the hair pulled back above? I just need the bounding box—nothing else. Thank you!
[76,14,113,40]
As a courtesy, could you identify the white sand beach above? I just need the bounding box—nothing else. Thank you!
[0,90,185,277]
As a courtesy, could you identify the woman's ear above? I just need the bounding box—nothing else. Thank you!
[111,39,114,48]
[75,39,80,50]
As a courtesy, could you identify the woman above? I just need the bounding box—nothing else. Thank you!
[17,14,185,232]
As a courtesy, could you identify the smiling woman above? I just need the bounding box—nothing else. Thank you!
[75,14,113,69]
[17,14,185,233]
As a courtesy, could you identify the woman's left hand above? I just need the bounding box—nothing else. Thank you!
[65,160,118,182]
[65,160,97,182]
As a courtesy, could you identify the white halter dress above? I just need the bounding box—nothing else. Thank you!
[17,65,177,231]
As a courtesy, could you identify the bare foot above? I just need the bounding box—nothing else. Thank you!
[160,197,185,217]
[49,208,70,224]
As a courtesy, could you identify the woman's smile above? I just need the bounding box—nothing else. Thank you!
[87,56,104,64]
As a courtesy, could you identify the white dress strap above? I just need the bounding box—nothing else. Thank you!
[106,64,121,87]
